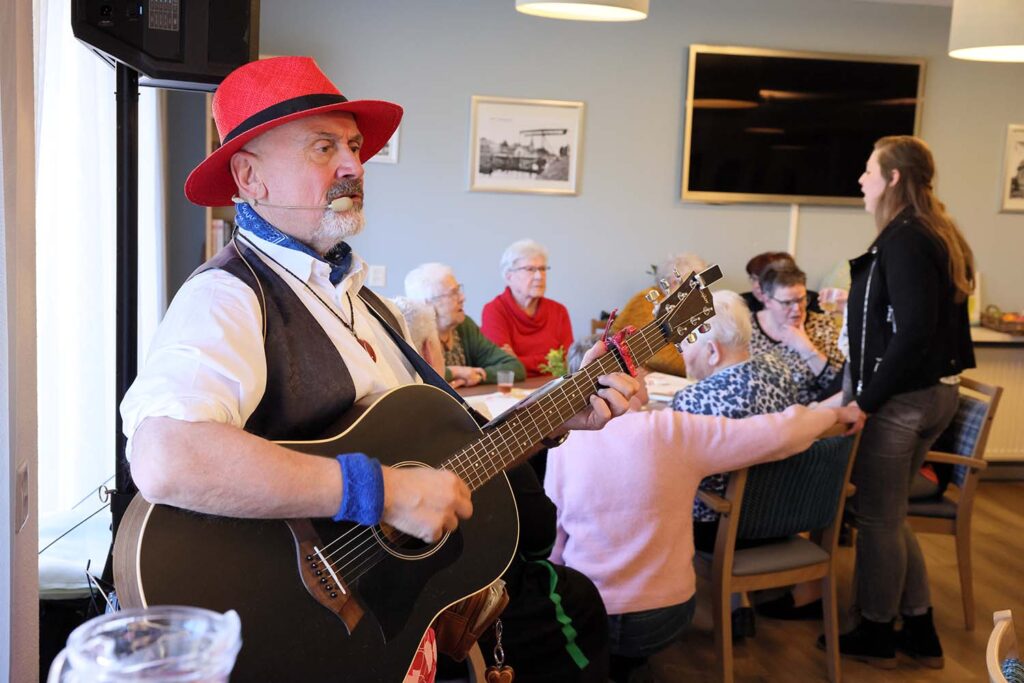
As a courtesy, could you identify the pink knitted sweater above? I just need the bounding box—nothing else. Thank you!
[544,405,838,615]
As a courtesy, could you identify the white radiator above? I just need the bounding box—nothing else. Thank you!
[966,344,1024,462]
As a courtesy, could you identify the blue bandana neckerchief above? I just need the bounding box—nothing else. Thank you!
[234,201,353,285]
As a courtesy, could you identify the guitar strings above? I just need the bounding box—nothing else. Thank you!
[310,355,631,582]
[306,292,707,588]
[317,296,684,566]
[306,343,632,578]
[319,368,680,590]
[311,413,532,574]
[308,361,613,576]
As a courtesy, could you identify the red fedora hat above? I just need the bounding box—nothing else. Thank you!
[184,56,403,207]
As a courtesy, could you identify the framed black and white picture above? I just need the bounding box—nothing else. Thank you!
[469,95,584,195]
[1002,124,1024,213]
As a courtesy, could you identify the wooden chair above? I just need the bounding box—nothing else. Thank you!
[908,376,1002,631]
[694,428,861,683]
[590,318,606,335]
[987,610,1021,683]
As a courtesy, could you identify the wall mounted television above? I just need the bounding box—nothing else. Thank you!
[682,45,925,206]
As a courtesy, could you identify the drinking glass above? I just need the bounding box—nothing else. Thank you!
[819,288,848,316]
[48,606,242,683]
[496,370,516,394]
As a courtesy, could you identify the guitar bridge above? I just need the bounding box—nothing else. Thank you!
[286,519,365,634]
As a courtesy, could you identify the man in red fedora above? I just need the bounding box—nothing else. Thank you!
[119,56,638,681]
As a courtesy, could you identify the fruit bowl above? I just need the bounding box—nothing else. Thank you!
[981,305,1024,335]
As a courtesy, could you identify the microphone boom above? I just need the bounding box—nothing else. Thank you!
[231,196,355,212]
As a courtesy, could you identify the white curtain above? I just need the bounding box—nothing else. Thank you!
[35,0,167,517]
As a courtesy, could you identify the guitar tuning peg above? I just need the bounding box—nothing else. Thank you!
[686,332,697,344]
[673,268,682,281]
[699,323,711,334]
[644,289,660,303]
[658,278,671,293]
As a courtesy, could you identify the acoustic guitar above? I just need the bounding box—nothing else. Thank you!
[113,267,721,681]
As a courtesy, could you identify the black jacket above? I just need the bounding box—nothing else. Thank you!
[847,209,975,413]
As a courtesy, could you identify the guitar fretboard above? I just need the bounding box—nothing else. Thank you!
[443,286,710,491]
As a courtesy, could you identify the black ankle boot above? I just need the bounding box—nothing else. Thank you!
[817,617,896,669]
[896,608,945,669]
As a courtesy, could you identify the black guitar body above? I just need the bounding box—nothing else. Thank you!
[116,385,519,682]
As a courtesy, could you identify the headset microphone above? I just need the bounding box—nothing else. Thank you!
[231,196,355,212]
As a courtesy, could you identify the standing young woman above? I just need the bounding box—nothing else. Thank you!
[837,136,975,669]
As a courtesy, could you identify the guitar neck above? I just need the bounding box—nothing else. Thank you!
[441,312,677,492]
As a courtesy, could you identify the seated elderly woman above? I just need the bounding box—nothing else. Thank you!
[741,251,821,314]
[405,262,524,388]
[607,252,707,377]
[673,291,803,551]
[545,338,859,681]
[481,239,573,377]
[390,295,446,378]
[750,264,844,404]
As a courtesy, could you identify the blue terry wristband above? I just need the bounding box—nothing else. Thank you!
[332,453,384,525]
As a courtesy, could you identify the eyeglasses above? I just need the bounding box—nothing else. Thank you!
[510,265,551,275]
[430,283,464,301]
[769,293,808,308]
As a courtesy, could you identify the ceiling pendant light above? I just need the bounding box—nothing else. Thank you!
[948,0,1024,62]
[515,0,648,22]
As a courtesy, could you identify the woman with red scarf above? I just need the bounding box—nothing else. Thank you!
[482,239,573,377]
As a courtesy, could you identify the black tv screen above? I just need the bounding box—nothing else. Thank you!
[682,45,925,205]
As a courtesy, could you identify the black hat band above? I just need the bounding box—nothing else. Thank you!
[222,93,349,145]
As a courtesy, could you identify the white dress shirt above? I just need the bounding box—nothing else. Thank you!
[120,227,418,457]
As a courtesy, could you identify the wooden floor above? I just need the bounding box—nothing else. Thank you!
[648,482,1024,683]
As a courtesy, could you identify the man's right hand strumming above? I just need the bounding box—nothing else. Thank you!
[381,467,473,543]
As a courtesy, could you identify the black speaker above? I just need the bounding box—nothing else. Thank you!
[71,0,260,91]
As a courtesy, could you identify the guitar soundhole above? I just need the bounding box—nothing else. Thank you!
[371,461,451,561]
[374,522,447,559]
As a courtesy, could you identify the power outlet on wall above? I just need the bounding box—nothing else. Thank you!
[367,265,386,288]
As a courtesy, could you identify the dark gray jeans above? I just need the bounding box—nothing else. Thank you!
[607,596,696,659]
[848,382,959,623]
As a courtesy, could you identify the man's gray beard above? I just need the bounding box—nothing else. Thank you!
[311,207,365,253]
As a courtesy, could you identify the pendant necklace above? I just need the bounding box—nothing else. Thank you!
[235,234,378,362]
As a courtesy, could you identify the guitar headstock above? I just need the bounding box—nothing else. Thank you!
[652,265,722,346]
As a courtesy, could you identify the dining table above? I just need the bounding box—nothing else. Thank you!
[455,375,552,398]
[454,372,685,417]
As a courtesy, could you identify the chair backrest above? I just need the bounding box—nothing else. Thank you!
[736,434,858,540]
[932,377,1001,491]
[988,610,1021,683]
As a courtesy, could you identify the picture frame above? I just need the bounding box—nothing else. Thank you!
[1001,124,1024,213]
[368,126,399,164]
[469,95,584,195]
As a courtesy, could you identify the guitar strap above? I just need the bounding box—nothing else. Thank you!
[358,287,489,429]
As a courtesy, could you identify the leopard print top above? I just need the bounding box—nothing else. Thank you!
[672,350,803,522]
[749,310,844,405]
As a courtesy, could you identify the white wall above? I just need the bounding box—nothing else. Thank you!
[248,0,1024,336]
[1,0,39,679]
[165,91,208,297]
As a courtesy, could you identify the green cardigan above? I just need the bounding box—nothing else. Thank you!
[445,317,526,384]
